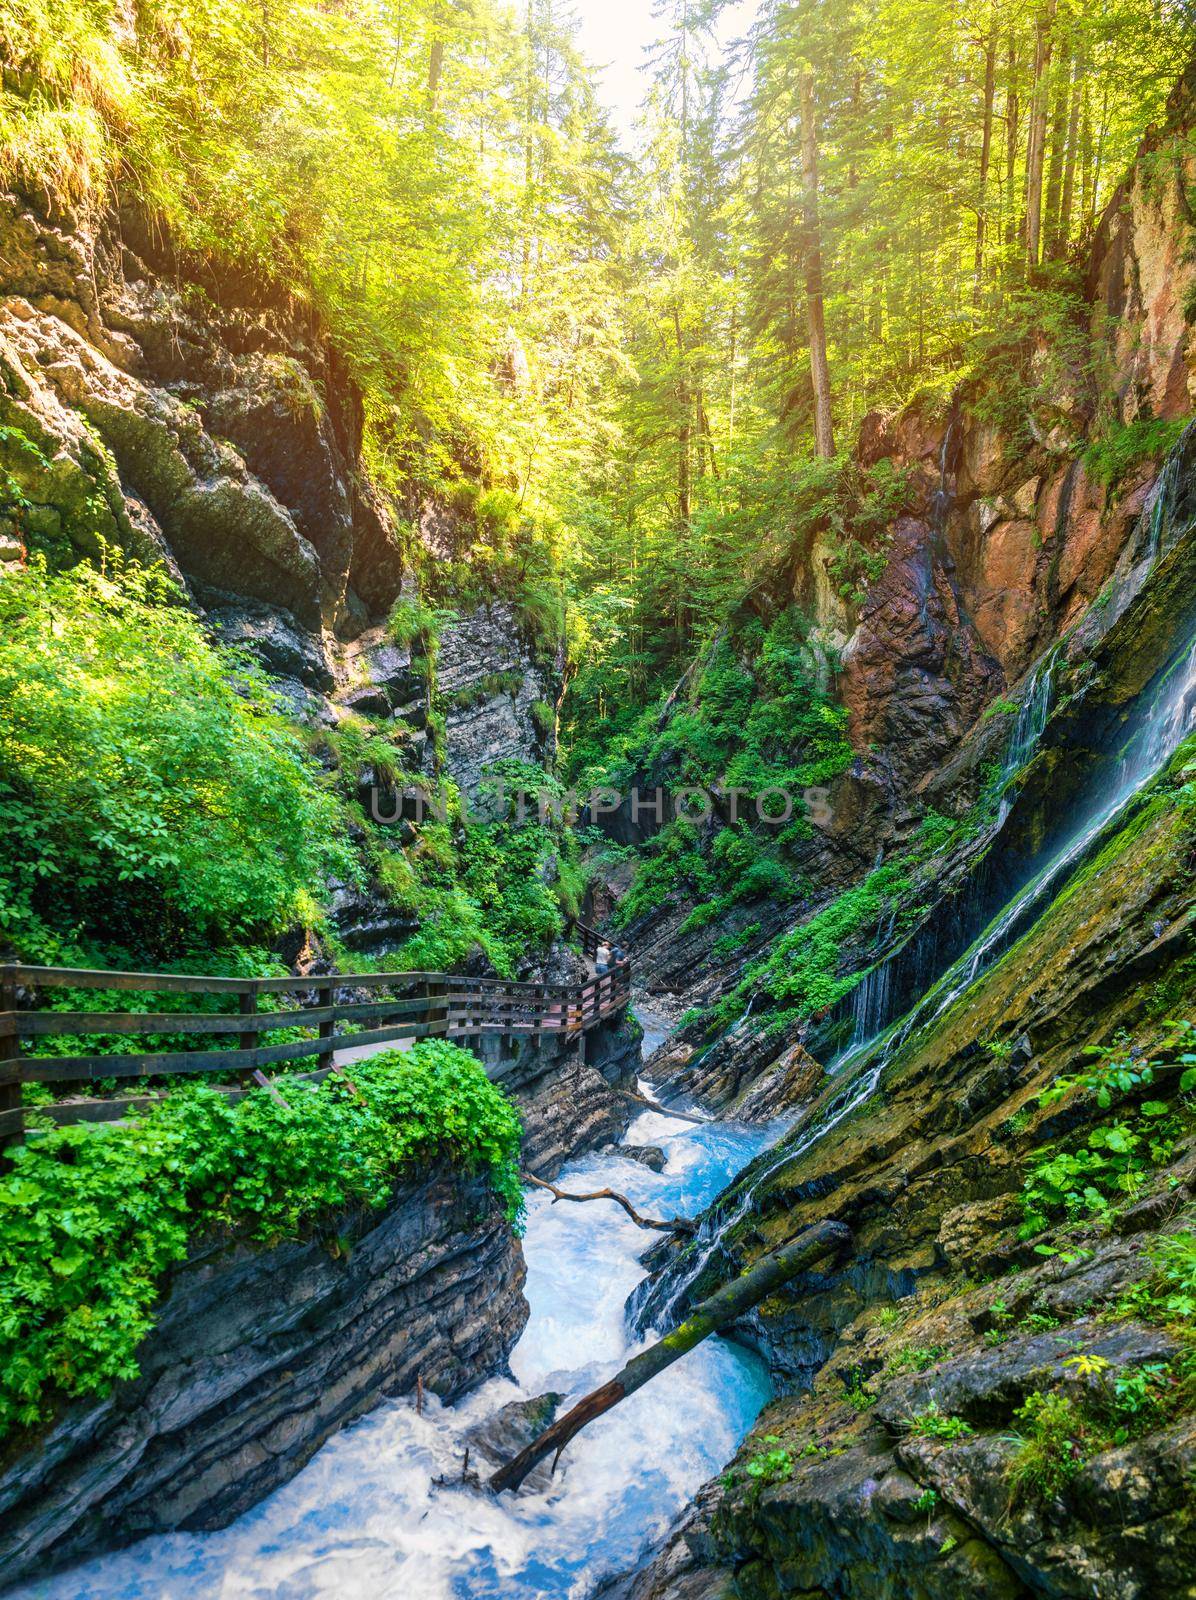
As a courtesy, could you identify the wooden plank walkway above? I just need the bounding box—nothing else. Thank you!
[0,923,630,1149]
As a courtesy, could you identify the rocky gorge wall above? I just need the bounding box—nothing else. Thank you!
[0,190,557,904]
[479,1012,644,1180]
[0,1166,526,1590]
[599,63,1196,1600]
[613,68,1196,1119]
[613,492,1196,1600]
[0,185,645,1589]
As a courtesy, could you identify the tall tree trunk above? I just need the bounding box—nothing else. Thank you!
[520,0,535,307]
[1005,33,1021,250]
[673,308,691,523]
[1025,0,1058,271]
[1090,79,1110,231]
[1078,75,1093,232]
[1058,54,1082,252]
[1042,37,1071,257]
[974,27,997,303]
[799,70,835,459]
[426,0,449,112]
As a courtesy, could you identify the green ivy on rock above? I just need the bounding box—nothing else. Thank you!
[0,1040,523,1442]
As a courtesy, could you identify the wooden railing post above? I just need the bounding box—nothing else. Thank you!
[0,966,23,1161]
[239,986,259,1052]
[318,981,334,1071]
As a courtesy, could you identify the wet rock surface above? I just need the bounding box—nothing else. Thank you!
[616,728,1196,1598]
[0,1168,528,1589]
[482,1014,644,1180]
[463,1391,563,1493]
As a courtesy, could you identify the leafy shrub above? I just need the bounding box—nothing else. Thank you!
[719,1433,793,1491]
[905,1403,974,1441]
[0,1040,522,1440]
[886,1344,948,1375]
[1151,1233,1196,1318]
[1008,1358,1183,1505]
[1021,1026,1193,1237]
[380,763,576,976]
[615,819,713,927]
[0,559,352,962]
[713,859,913,1027]
[387,594,446,652]
[1007,1390,1088,1501]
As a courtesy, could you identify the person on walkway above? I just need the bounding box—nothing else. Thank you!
[596,942,611,975]
[611,945,626,967]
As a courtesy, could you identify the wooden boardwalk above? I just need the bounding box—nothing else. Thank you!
[0,924,630,1149]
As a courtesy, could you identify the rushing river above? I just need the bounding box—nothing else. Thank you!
[19,1025,779,1600]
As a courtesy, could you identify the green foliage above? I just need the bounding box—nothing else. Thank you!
[1038,1033,1157,1111]
[1020,1112,1182,1237]
[388,595,447,653]
[904,1403,974,1441]
[379,763,575,977]
[1021,1025,1194,1238]
[1008,1356,1185,1504]
[615,819,713,928]
[712,859,913,1029]
[1151,1233,1196,1319]
[886,1344,948,1376]
[734,1436,794,1489]
[910,1488,939,1514]
[1119,1231,1196,1323]
[844,1373,876,1411]
[0,1040,522,1440]
[710,923,761,963]
[1007,1390,1088,1501]
[1082,415,1190,491]
[0,558,352,962]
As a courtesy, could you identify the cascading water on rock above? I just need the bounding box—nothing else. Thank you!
[639,486,1196,1333]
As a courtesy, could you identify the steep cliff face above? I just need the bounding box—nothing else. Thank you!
[0,1167,527,1589]
[618,514,1196,1599]
[615,80,1196,1115]
[0,193,557,814]
[841,64,1196,734]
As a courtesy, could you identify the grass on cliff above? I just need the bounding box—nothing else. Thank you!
[0,1040,523,1443]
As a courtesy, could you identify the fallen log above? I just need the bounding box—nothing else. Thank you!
[524,1172,696,1235]
[623,1090,706,1125]
[489,1217,851,1493]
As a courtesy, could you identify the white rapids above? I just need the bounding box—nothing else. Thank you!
[14,1043,782,1600]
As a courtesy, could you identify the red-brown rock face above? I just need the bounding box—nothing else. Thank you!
[838,517,1002,786]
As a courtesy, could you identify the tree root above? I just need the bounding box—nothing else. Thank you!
[524,1172,696,1235]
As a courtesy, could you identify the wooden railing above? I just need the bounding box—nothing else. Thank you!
[0,924,629,1149]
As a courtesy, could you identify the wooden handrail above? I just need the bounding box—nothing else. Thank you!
[0,942,631,1150]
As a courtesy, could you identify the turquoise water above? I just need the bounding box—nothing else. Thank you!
[14,1066,778,1600]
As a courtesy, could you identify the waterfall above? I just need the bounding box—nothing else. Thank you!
[998,648,1058,812]
[849,960,891,1046]
[928,400,960,539]
[841,643,1059,1053]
